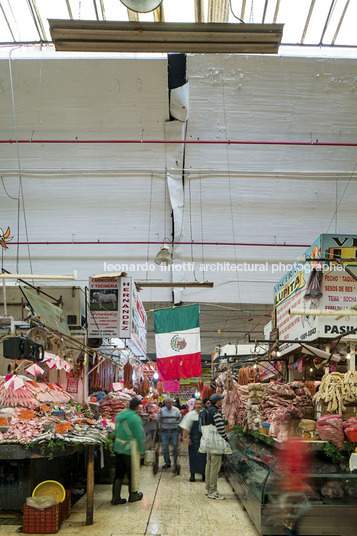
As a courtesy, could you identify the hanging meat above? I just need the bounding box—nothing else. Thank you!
[123,361,133,389]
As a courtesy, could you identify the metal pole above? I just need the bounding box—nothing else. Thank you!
[2,278,7,316]
[86,445,95,525]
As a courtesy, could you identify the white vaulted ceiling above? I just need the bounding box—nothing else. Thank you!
[1,50,357,350]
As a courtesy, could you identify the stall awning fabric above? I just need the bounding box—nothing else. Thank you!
[154,304,202,381]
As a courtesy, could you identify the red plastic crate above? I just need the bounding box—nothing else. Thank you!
[23,503,60,534]
[59,491,71,525]
[346,428,357,442]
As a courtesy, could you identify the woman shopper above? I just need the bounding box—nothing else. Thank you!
[180,399,207,482]
[112,397,145,505]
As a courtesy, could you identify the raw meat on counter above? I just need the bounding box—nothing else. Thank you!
[99,392,131,419]
[145,401,160,420]
[321,480,344,499]
[316,415,344,449]
[269,406,303,442]
[342,416,357,437]
[2,418,43,443]
[260,382,312,423]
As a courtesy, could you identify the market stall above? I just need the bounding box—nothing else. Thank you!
[218,235,357,536]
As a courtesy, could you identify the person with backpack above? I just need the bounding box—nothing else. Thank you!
[203,393,230,500]
[180,398,207,482]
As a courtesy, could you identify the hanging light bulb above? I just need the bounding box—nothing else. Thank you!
[253,363,258,369]
[309,367,313,372]
[154,244,173,266]
[153,371,159,380]
[276,351,281,357]
[346,352,351,360]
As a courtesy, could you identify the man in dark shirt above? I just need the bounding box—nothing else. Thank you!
[205,394,228,500]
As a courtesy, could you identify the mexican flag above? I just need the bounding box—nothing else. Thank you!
[154,304,202,381]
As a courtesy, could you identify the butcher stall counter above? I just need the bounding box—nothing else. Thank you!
[225,432,357,536]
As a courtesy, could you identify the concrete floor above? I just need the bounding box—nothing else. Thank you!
[2,454,258,536]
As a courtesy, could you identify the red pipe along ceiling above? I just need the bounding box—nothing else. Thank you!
[10,241,309,248]
[0,139,357,146]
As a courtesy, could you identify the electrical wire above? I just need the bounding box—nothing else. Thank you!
[220,56,243,320]
[8,46,33,276]
[229,0,245,23]
[326,159,357,232]
[1,175,20,270]
[188,177,198,281]
[199,174,205,281]
[145,173,154,281]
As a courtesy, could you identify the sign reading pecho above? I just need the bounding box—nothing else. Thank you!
[272,234,357,356]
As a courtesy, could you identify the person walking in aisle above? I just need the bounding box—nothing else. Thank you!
[205,393,229,500]
[180,398,206,482]
[158,398,181,469]
[112,398,145,505]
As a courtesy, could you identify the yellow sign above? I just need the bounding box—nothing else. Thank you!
[275,271,306,308]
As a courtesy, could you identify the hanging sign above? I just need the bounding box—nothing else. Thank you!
[273,234,357,356]
[66,377,79,394]
[88,276,147,356]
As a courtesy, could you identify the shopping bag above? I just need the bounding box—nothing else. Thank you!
[199,424,232,455]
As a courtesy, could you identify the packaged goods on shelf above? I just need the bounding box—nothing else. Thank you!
[247,384,266,431]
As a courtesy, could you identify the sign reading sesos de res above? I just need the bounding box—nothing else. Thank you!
[272,234,357,355]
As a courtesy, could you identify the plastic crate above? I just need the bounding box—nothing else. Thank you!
[23,503,60,534]
[59,491,71,525]
[346,428,357,442]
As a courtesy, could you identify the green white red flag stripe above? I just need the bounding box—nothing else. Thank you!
[154,304,201,381]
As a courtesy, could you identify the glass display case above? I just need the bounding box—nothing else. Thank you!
[225,432,357,536]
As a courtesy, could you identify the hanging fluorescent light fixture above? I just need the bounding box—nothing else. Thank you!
[119,0,163,12]
[154,243,173,266]
[48,20,284,54]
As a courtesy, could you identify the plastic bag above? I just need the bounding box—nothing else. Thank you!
[199,424,232,455]
[26,496,57,510]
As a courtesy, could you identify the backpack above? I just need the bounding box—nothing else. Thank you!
[198,408,209,433]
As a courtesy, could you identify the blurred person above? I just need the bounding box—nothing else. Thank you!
[180,399,207,482]
[187,397,196,412]
[158,398,181,469]
[199,398,211,430]
[180,404,188,417]
[204,393,229,500]
[202,398,211,409]
[276,438,312,536]
[112,397,145,505]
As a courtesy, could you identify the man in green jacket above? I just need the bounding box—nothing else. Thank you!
[112,397,145,505]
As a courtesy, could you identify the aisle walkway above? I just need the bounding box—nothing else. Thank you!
[3,455,258,536]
